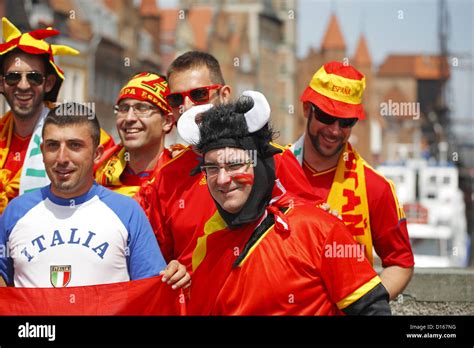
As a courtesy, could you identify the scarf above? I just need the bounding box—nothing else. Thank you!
[19,106,51,195]
[0,106,50,212]
[291,134,373,263]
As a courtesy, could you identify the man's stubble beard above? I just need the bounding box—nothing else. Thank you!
[306,116,345,159]
[9,94,45,121]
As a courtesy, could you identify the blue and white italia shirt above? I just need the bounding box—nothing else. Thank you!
[0,182,166,288]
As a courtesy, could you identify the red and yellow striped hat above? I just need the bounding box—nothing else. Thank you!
[0,17,79,102]
[117,72,171,114]
[300,61,366,119]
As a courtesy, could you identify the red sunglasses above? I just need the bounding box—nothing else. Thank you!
[166,84,222,108]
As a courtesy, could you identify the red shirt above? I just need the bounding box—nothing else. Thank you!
[303,160,414,268]
[121,149,172,187]
[189,203,381,315]
[143,146,318,268]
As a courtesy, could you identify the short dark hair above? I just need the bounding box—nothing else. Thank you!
[42,102,101,148]
[167,51,225,85]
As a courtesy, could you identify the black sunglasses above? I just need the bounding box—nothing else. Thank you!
[2,71,46,87]
[166,84,222,108]
[311,104,358,128]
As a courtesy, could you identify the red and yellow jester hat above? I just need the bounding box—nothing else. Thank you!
[117,72,172,114]
[300,61,366,119]
[0,17,79,102]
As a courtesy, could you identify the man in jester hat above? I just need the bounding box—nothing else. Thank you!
[0,17,114,214]
[291,61,414,300]
[181,92,391,315]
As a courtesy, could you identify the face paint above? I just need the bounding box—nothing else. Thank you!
[231,173,254,185]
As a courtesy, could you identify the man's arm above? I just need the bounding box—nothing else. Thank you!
[128,204,191,289]
[127,200,168,280]
[0,212,13,287]
[380,265,414,300]
[367,169,415,300]
[320,221,392,316]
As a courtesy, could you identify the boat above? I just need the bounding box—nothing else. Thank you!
[377,160,471,267]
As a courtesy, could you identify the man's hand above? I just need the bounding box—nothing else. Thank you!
[160,260,191,290]
[319,202,342,220]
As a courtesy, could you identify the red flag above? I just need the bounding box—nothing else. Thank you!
[0,276,186,316]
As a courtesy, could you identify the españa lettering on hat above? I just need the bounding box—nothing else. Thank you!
[0,17,80,102]
[117,72,171,114]
[300,61,366,120]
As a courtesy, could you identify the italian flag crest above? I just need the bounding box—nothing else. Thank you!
[50,265,71,287]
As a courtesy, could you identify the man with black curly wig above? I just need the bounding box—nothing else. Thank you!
[183,94,392,316]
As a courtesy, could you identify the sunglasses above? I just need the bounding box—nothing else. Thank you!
[166,84,222,108]
[2,71,46,86]
[311,104,358,128]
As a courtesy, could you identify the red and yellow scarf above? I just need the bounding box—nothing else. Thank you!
[0,112,21,213]
[326,142,373,263]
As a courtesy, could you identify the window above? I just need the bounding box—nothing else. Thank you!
[411,238,443,257]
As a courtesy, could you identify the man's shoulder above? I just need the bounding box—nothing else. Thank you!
[288,203,344,231]
[362,162,394,192]
[94,143,125,171]
[95,184,142,209]
[7,186,46,207]
[1,187,46,228]
[0,111,12,129]
[158,145,201,179]
[284,204,349,247]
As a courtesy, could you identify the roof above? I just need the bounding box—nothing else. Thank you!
[140,0,160,17]
[187,7,214,51]
[378,55,450,80]
[49,0,76,14]
[103,0,119,12]
[382,85,409,103]
[353,35,371,66]
[158,6,213,51]
[158,9,179,33]
[321,14,346,51]
[68,19,93,41]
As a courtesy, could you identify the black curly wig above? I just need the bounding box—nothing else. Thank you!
[196,96,276,156]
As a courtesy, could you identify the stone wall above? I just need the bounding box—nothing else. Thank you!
[389,268,474,315]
